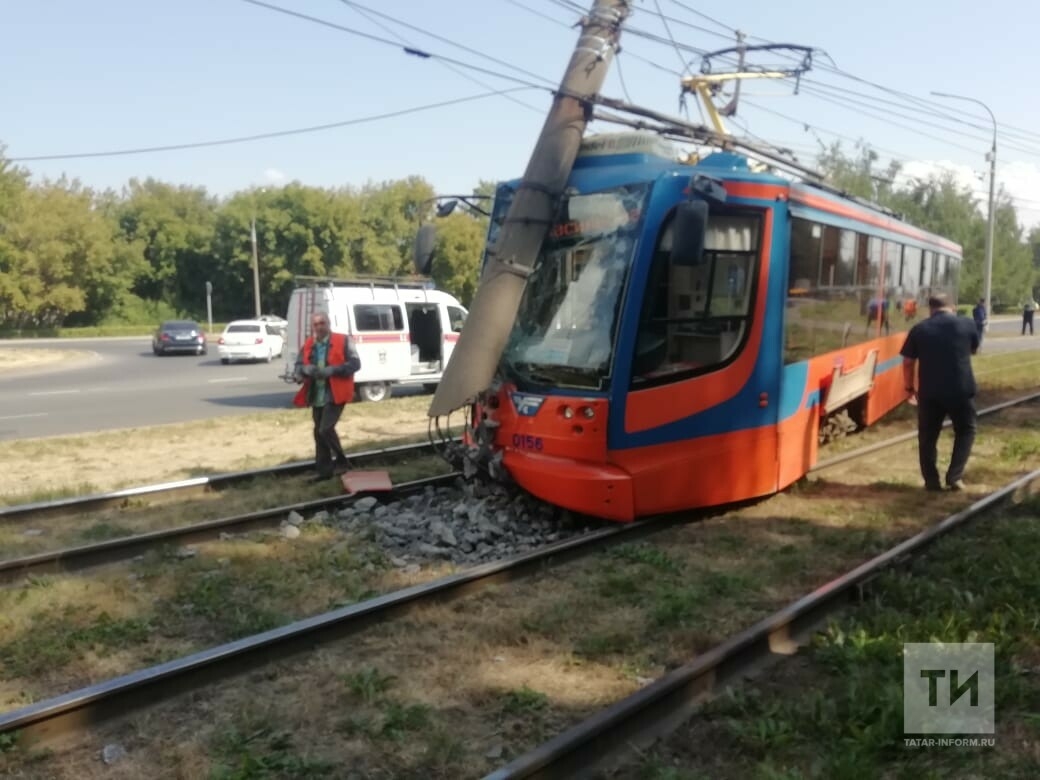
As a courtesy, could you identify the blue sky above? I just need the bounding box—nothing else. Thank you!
[5,0,1040,226]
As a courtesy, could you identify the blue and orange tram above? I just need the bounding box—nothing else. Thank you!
[455,132,962,522]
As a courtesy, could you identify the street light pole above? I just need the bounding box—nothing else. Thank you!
[250,216,261,318]
[932,91,996,331]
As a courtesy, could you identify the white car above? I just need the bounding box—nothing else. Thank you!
[217,319,285,364]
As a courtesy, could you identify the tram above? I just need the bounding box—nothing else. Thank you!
[445,131,961,522]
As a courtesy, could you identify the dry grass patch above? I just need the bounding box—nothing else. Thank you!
[0,394,435,504]
[0,348,92,372]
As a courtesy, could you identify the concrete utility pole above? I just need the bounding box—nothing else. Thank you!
[932,91,996,330]
[429,0,631,418]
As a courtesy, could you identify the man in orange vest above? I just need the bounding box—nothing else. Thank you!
[293,312,361,481]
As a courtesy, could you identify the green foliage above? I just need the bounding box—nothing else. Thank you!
[3,136,1036,330]
[0,142,487,329]
[816,140,1038,308]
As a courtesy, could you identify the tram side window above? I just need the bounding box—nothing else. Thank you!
[920,251,933,293]
[785,222,911,363]
[785,218,821,362]
[902,247,922,298]
[945,255,961,303]
[786,222,872,363]
[631,211,760,386]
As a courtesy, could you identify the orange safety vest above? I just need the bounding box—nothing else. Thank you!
[292,332,356,407]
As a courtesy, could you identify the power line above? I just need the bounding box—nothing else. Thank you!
[337,0,547,114]
[238,0,549,90]
[654,2,1040,150]
[652,0,695,74]
[7,87,540,162]
[664,0,740,37]
[502,0,573,29]
[334,0,554,87]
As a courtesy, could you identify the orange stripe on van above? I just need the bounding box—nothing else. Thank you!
[353,334,408,344]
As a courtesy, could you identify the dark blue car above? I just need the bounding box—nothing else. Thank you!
[152,320,207,356]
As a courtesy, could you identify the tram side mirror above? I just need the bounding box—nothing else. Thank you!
[413,224,437,275]
[670,200,709,267]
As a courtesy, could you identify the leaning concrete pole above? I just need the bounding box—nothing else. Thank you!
[428,0,631,418]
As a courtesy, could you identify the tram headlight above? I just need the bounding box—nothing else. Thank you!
[580,406,595,419]
[561,405,574,419]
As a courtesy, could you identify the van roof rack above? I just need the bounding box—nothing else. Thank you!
[293,274,436,291]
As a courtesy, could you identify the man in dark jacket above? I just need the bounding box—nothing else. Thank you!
[900,294,979,491]
[293,312,362,481]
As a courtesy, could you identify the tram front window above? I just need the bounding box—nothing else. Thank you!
[502,183,650,391]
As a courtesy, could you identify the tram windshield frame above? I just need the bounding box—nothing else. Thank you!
[500,181,651,391]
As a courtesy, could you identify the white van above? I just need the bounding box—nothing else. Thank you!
[282,276,468,402]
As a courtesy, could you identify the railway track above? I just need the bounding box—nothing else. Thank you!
[0,438,453,523]
[0,473,458,584]
[1,391,1037,761]
[0,506,706,748]
[483,466,1040,779]
[2,391,1037,585]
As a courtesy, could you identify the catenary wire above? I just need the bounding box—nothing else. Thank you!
[337,0,548,114]
[7,88,541,162]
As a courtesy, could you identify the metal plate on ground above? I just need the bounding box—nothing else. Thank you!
[342,470,393,494]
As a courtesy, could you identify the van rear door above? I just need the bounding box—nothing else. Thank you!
[351,302,409,382]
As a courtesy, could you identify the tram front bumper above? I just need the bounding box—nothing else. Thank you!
[502,450,635,523]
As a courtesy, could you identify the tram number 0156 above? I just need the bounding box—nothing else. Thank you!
[511,434,544,451]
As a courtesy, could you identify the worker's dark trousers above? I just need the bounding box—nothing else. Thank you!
[917,397,977,487]
[312,402,348,477]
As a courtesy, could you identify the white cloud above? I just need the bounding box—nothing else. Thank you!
[263,168,286,183]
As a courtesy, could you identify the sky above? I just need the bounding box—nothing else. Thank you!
[5,0,1040,231]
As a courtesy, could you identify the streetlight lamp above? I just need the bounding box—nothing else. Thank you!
[931,91,996,331]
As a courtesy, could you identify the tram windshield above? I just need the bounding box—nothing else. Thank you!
[501,182,650,390]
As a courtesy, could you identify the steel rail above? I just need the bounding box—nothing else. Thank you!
[0,510,704,749]
[484,467,1040,779]
[3,391,1036,585]
[812,390,1040,472]
[0,473,459,584]
[0,438,453,523]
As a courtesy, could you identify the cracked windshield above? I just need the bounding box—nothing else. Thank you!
[502,183,650,390]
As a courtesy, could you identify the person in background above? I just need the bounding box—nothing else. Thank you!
[900,294,979,492]
[903,297,918,322]
[293,313,362,482]
[1023,296,1037,335]
[972,297,987,347]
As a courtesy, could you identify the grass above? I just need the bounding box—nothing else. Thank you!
[0,520,432,709]
[626,497,1040,780]
[1,410,1037,777]
[0,393,438,504]
[0,347,1036,778]
[0,324,230,339]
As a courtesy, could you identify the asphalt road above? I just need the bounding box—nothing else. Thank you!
[0,316,1036,441]
[0,337,299,441]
